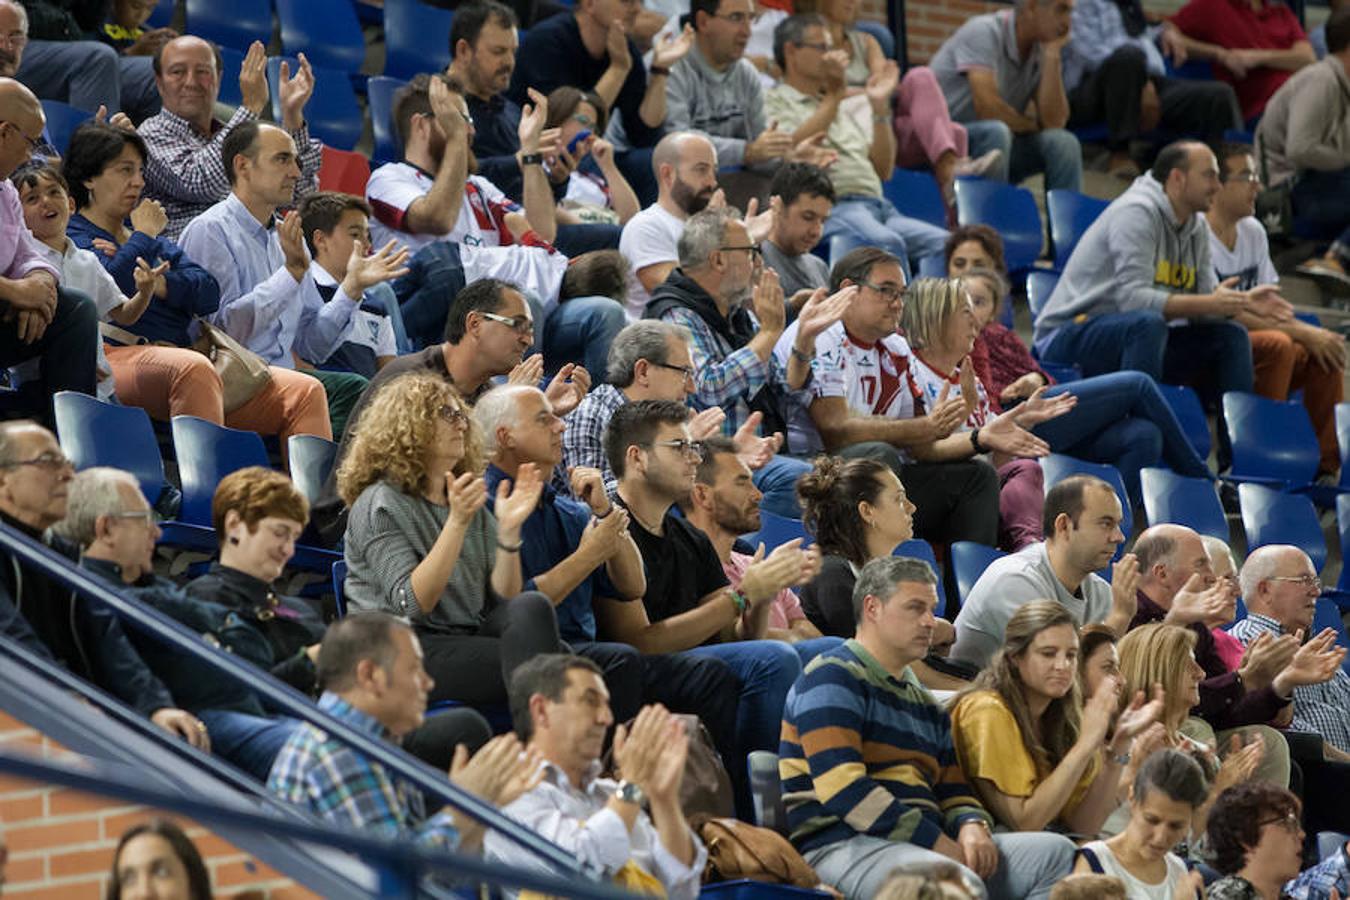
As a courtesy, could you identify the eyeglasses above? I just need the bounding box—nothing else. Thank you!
[0,31,27,50]
[651,361,696,381]
[0,451,72,471]
[794,41,830,52]
[480,311,535,335]
[1267,574,1322,591]
[719,245,762,260]
[0,122,42,152]
[861,280,905,303]
[571,112,596,128]
[438,404,468,425]
[646,439,707,459]
[713,10,759,25]
[110,509,160,525]
[1256,811,1302,833]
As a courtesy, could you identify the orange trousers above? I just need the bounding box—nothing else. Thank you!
[1249,330,1343,474]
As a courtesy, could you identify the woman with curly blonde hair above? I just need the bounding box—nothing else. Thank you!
[338,371,562,707]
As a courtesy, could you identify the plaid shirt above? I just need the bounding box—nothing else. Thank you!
[657,306,784,437]
[139,106,322,241]
[562,383,628,498]
[1287,842,1350,899]
[1228,614,1350,753]
[266,692,460,850]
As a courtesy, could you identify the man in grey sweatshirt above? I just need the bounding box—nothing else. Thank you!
[1032,140,1291,407]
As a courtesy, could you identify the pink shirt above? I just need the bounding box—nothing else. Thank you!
[1212,627,1246,672]
[724,551,805,631]
[0,180,59,283]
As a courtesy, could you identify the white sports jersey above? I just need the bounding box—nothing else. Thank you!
[908,352,992,431]
[367,162,522,253]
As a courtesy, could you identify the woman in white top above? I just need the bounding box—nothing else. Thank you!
[1074,748,1206,900]
[543,87,640,227]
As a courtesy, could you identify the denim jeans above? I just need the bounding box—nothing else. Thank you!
[822,195,950,279]
[684,639,801,759]
[965,119,1084,192]
[198,709,299,782]
[788,636,845,668]
[540,295,627,380]
[1032,370,1214,509]
[18,41,160,120]
[554,222,622,255]
[752,454,813,519]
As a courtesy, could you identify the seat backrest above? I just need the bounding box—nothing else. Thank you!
[953,178,1043,273]
[743,511,812,554]
[171,416,270,527]
[951,541,1005,609]
[917,253,946,278]
[1047,189,1109,269]
[894,538,946,617]
[317,145,372,196]
[1025,269,1060,319]
[53,392,167,507]
[1312,598,1350,674]
[1139,467,1228,541]
[882,168,948,231]
[276,0,366,73]
[854,20,895,58]
[1337,494,1350,592]
[217,46,246,108]
[1223,391,1320,488]
[384,0,455,80]
[40,100,92,157]
[746,750,787,834]
[266,57,363,151]
[1157,383,1211,461]
[1318,832,1350,862]
[1040,454,1133,541]
[1239,483,1326,573]
[288,435,338,506]
[368,75,407,165]
[185,0,272,52]
[1336,403,1350,489]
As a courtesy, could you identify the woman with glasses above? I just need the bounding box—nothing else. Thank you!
[1205,783,1310,900]
[544,87,640,226]
[337,372,565,709]
[945,226,1214,514]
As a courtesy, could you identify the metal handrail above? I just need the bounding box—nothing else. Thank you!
[0,521,582,877]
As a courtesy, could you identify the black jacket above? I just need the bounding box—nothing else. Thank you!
[24,0,109,41]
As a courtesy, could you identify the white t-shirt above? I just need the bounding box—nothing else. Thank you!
[908,352,993,431]
[20,240,123,400]
[460,242,570,316]
[618,203,685,320]
[774,319,920,455]
[367,162,522,253]
[1079,840,1191,900]
[1206,215,1279,292]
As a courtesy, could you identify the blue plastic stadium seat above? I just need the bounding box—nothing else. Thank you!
[1046,189,1109,269]
[146,0,175,28]
[384,0,454,81]
[276,0,366,74]
[1336,403,1350,491]
[53,392,168,508]
[741,510,811,553]
[827,232,864,269]
[185,0,272,52]
[747,750,786,833]
[895,538,946,617]
[1239,483,1326,573]
[1312,596,1350,674]
[1222,391,1322,493]
[1139,467,1228,541]
[1040,454,1133,542]
[40,100,91,157]
[953,178,1043,273]
[287,435,337,506]
[267,57,363,151]
[217,46,246,109]
[171,415,269,527]
[368,75,406,165]
[1156,383,1211,462]
[331,558,348,617]
[951,541,1004,609]
[1025,269,1060,319]
[882,168,948,231]
[854,20,895,59]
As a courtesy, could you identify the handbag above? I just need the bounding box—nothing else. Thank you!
[190,317,271,413]
[690,814,825,889]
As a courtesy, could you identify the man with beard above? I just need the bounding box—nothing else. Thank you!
[645,206,855,517]
[139,36,320,240]
[366,72,627,374]
[680,435,833,662]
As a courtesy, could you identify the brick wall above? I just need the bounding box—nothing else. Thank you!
[0,713,318,899]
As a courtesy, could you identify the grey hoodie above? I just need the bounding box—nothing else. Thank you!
[1032,173,1216,353]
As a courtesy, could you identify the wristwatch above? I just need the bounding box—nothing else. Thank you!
[615,779,647,808]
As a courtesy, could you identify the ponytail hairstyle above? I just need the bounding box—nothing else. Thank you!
[796,455,891,566]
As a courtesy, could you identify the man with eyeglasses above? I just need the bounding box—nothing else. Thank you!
[647,206,855,518]
[1203,143,1345,480]
[0,422,209,755]
[0,77,98,417]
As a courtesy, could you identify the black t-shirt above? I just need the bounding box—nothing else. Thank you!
[799,554,857,638]
[621,502,728,642]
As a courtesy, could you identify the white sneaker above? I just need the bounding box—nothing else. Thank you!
[953,149,1003,178]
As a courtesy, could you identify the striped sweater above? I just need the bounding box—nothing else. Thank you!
[779,639,993,854]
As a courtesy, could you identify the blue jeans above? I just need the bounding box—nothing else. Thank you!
[1033,371,1214,509]
[752,454,812,519]
[822,195,949,279]
[788,636,845,668]
[965,119,1083,192]
[18,41,159,120]
[198,709,298,782]
[540,295,627,380]
[554,222,622,255]
[684,640,801,758]
[1291,168,1350,241]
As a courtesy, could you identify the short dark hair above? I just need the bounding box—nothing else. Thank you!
[689,0,722,30]
[829,246,902,292]
[1206,782,1303,875]
[693,435,737,487]
[797,454,893,566]
[1328,6,1350,54]
[60,121,148,209]
[221,119,261,186]
[444,278,515,344]
[1042,474,1111,538]
[943,224,1007,275]
[852,556,938,624]
[543,85,609,135]
[393,72,466,156]
[316,613,408,692]
[1215,142,1254,182]
[770,161,835,209]
[11,163,67,199]
[1133,748,1209,809]
[152,37,223,77]
[507,653,603,740]
[106,819,212,900]
[1150,140,1200,183]
[773,13,826,71]
[602,399,690,479]
[449,0,518,56]
[298,191,373,255]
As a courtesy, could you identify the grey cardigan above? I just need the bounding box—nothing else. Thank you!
[343,480,498,633]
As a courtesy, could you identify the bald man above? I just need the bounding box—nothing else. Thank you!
[139,36,321,239]
[618,131,730,319]
[2,0,160,123]
[0,78,97,417]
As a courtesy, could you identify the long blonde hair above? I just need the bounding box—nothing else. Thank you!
[336,372,483,505]
[960,600,1084,773]
[1117,623,1197,731]
[901,277,971,352]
